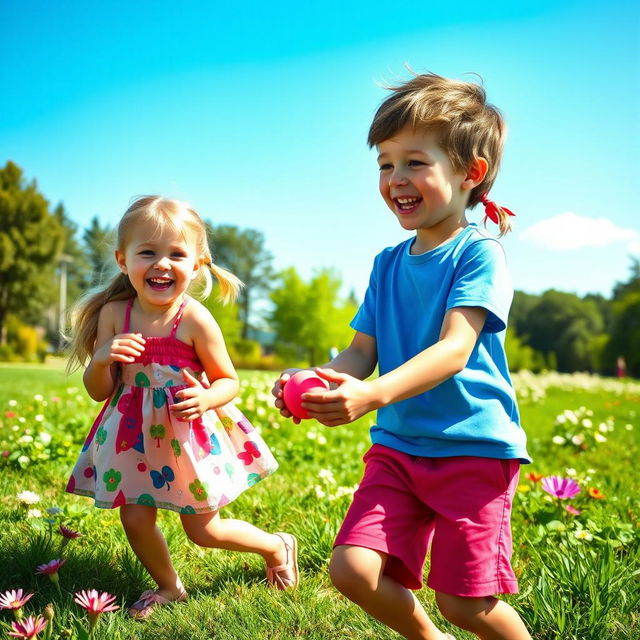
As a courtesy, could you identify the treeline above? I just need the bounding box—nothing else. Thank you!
[0,162,356,368]
[1,161,638,376]
[506,272,639,377]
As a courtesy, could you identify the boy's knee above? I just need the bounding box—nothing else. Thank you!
[329,547,378,600]
[435,592,495,631]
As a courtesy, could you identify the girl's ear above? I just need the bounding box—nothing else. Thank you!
[115,250,127,274]
[462,157,488,190]
[191,256,204,280]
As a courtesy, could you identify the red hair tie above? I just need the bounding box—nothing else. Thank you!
[480,193,516,225]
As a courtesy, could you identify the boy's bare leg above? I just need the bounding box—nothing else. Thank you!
[435,593,532,640]
[330,545,452,640]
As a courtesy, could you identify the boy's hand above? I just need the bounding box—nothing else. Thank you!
[300,368,379,427]
[171,369,212,422]
[271,368,304,423]
[92,333,146,367]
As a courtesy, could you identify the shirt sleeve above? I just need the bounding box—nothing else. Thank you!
[350,254,379,337]
[446,239,513,333]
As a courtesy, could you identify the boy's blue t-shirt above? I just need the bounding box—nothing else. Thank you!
[351,223,531,463]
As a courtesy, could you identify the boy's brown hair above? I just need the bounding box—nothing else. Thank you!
[368,72,511,233]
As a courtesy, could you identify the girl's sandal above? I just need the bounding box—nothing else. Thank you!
[128,589,188,620]
[266,532,299,590]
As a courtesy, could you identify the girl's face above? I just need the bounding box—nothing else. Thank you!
[116,222,201,308]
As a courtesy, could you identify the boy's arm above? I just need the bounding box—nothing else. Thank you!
[272,331,377,421]
[304,307,486,426]
[320,331,378,379]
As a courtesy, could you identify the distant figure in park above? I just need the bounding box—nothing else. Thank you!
[616,356,626,378]
[65,196,298,619]
[274,73,532,640]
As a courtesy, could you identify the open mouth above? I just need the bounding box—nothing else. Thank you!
[393,196,422,214]
[146,277,174,291]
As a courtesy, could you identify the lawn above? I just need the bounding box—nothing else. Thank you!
[0,363,638,639]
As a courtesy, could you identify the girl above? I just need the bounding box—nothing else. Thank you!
[66,196,298,618]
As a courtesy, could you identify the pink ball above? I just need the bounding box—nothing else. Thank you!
[282,370,329,419]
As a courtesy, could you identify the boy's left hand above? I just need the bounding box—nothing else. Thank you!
[300,368,379,426]
[170,369,212,422]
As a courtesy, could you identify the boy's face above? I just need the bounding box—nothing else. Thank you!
[377,126,471,236]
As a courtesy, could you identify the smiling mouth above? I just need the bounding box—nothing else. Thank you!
[393,196,422,213]
[147,278,174,290]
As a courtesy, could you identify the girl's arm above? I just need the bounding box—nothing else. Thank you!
[170,302,239,421]
[83,302,147,401]
[303,306,486,426]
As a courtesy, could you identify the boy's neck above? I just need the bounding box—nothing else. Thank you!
[410,216,469,255]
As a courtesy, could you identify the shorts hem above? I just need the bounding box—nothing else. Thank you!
[333,534,423,590]
[427,577,519,597]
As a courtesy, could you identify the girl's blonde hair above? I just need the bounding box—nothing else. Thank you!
[66,196,242,371]
[368,72,512,236]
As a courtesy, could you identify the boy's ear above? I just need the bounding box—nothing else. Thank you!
[115,250,127,275]
[462,157,489,190]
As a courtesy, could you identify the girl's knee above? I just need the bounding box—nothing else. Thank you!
[180,511,219,547]
[120,505,156,537]
[329,547,380,600]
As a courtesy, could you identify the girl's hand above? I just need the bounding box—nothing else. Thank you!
[299,368,379,427]
[171,369,212,422]
[92,333,146,367]
[271,368,304,424]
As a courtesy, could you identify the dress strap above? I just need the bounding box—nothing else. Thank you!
[123,298,134,333]
[170,299,188,338]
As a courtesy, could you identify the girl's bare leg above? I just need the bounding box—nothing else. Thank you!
[329,545,452,640]
[435,593,532,640]
[120,504,185,600]
[179,511,288,568]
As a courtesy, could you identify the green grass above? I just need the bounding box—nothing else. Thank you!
[0,364,639,639]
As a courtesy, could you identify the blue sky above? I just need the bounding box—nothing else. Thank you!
[2,0,639,307]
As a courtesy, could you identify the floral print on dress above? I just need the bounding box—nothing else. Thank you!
[66,297,278,514]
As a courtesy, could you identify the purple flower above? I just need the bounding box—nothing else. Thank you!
[541,475,581,500]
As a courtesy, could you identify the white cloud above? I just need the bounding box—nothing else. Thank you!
[519,212,639,251]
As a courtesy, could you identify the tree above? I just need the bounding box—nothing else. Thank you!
[83,216,115,286]
[207,224,273,340]
[0,162,64,342]
[604,261,640,376]
[518,290,605,372]
[270,267,358,366]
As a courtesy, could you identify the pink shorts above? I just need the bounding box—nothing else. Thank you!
[334,444,520,596]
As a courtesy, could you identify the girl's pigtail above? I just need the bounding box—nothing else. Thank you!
[480,193,516,237]
[65,272,136,373]
[207,262,244,304]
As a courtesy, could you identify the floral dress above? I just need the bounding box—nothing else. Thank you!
[66,298,278,514]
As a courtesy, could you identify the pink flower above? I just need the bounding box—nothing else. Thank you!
[565,504,582,516]
[74,589,119,614]
[35,559,65,589]
[74,590,119,631]
[35,558,66,576]
[58,524,81,539]
[2,450,10,458]
[8,616,47,638]
[0,588,33,611]
[541,475,581,500]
